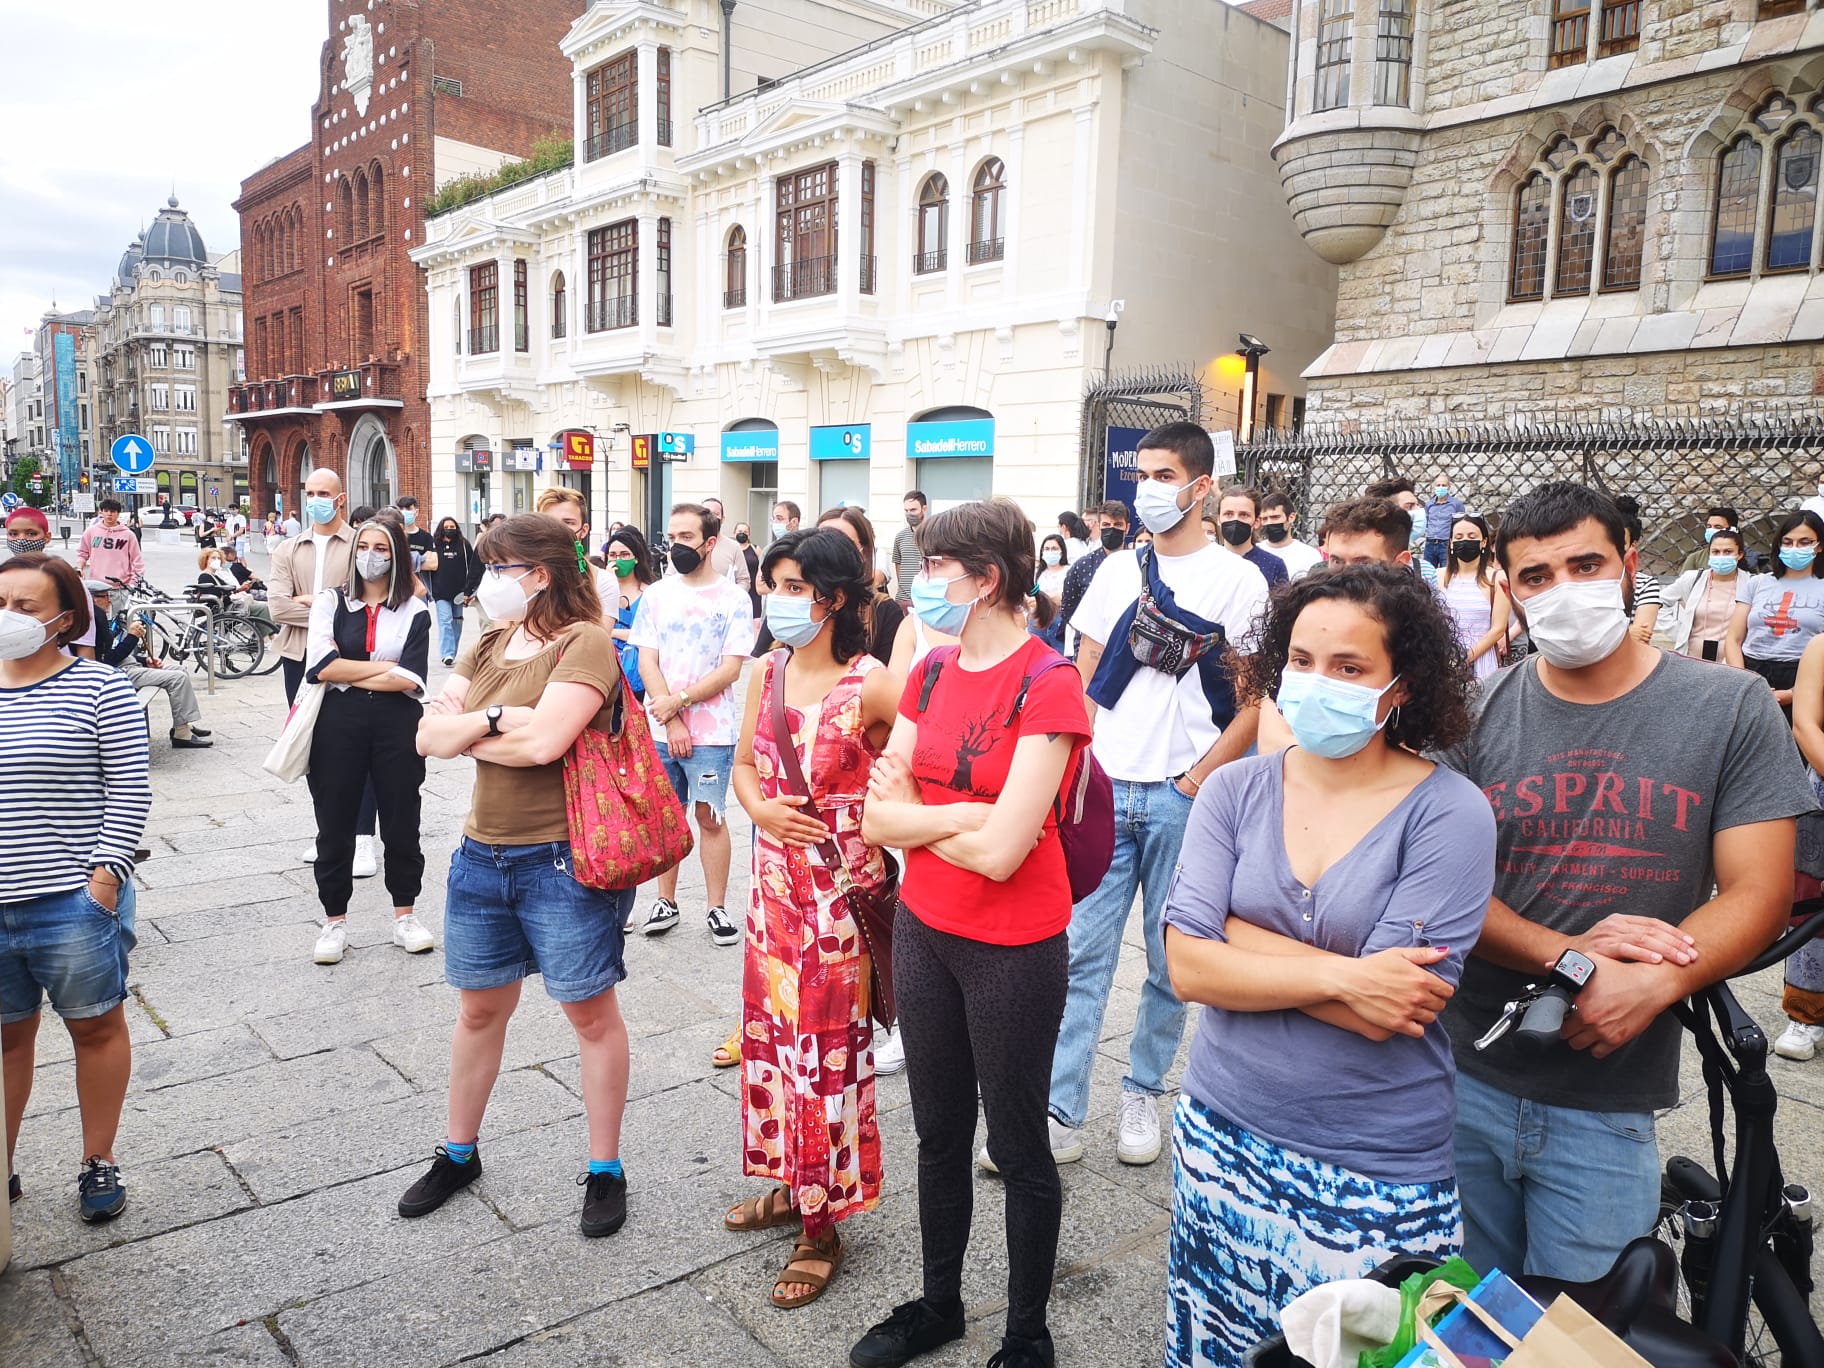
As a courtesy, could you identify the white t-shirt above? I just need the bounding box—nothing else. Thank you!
[627,573,759,746]
[1072,544,1270,782]
[282,516,301,537]
[311,532,333,594]
[1264,536,1325,579]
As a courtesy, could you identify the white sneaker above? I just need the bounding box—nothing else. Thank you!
[392,912,434,954]
[312,920,348,965]
[1775,1021,1824,1061]
[300,840,317,864]
[352,836,378,879]
[977,1117,1082,1174]
[1116,1091,1163,1166]
[874,1026,906,1077]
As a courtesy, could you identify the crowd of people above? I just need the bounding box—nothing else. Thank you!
[7,435,1824,1368]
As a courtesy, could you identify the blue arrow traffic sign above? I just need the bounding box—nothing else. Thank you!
[110,434,155,474]
[0,493,18,511]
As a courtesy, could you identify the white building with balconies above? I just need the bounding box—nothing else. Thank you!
[413,0,1336,538]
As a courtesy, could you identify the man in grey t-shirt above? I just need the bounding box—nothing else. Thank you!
[1444,481,1814,1282]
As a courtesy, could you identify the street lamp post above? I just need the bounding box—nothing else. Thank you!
[1236,333,1270,444]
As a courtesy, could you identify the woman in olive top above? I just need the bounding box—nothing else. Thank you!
[402,514,637,1240]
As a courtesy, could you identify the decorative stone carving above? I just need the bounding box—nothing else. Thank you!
[343,16,375,117]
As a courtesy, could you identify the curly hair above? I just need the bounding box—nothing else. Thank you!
[1233,562,1476,754]
[761,529,872,664]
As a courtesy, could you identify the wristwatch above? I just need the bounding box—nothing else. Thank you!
[485,705,504,737]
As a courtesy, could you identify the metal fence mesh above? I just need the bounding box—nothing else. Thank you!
[1238,410,1824,576]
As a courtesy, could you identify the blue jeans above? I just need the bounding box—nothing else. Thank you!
[657,742,734,820]
[1454,1070,1661,1281]
[1048,776,1194,1130]
[0,882,138,1024]
[433,597,463,660]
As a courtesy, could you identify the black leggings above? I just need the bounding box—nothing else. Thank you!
[305,688,426,917]
[894,908,1068,1341]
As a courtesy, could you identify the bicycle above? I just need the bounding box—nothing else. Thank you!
[1651,899,1824,1368]
[109,576,266,681]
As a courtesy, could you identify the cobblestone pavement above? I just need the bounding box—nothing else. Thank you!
[2,534,1821,1367]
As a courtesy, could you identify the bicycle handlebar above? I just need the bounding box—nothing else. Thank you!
[1738,897,1824,977]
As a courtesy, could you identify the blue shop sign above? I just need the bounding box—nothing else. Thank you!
[810,424,870,461]
[721,429,780,463]
[905,417,994,460]
[1102,425,1148,521]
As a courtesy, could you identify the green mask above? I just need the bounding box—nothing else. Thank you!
[612,556,637,578]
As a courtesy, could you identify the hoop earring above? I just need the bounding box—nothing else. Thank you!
[1386,704,1402,732]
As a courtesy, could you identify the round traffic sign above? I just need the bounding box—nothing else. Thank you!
[110,434,155,475]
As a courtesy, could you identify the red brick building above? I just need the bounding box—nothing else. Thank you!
[231,0,580,517]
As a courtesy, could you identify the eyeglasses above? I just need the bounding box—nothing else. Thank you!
[483,562,532,578]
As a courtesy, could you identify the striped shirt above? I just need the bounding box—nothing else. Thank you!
[0,660,152,898]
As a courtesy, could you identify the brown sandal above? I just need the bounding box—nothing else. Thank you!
[724,1184,799,1232]
[770,1232,844,1309]
[712,1029,742,1068]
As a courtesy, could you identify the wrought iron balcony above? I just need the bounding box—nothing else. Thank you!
[467,325,499,355]
[586,296,638,332]
[913,249,947,275]
[966,238,1005,265]
[584,124,638,162]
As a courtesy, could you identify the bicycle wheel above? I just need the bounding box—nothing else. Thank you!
[209,618,264,680]
[246,618,282,676]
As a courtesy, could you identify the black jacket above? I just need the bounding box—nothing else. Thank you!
[428,534,483,602]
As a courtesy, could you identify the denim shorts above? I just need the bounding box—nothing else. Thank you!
[0,881,138,1025]
[657,741,734,820]
[442,839,631,1002]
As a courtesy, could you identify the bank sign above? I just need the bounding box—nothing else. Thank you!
[906,417,993,460]
[721,429,780,463]
[1103,426,1148,520]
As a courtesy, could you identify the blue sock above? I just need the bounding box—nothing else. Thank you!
[445,1141,476,1164]
[588,1158,623,1178]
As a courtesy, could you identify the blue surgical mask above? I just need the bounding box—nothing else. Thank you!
[1781,546,1817,571]
[765,594,826,649]
[1434,485,1450,499]
[1276,671,1401,760]
[1703,527,1721,543]
[910,572,976,635]
[1709,554,1739,575]
[401,509,416,526]
[305,496,337,526]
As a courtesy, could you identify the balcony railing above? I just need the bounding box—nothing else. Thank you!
[967,238,1005,265]
[468,325,499,355]
[724,285,747,310]
[585,123,638,161]
[773,254,836,302]
[913,249,947,275]
[657,118,673,146]
[861,256,878,295]
[586,296,638,332]
[657,292,673,327]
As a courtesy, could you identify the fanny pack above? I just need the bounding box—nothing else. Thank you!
[1128,576,1225,679]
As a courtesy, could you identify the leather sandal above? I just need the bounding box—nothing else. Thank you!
[712,1029,742,1068]
[770,1231,844,1309]
[724,1184,799,1232]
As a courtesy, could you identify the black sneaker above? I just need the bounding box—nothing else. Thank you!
[77,1157,126,1224]
[849,1297,966,1368]
[397,1145,481,1217]
[577,1169,627,1238]
[706,905,739,947]
[640,898,680,936]
[8,1172,20,1204]
[987,1332,1055,1368]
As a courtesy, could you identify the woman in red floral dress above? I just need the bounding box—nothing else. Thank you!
[728,529,902,1308]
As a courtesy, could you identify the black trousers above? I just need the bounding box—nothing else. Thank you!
[894,907,1069,1341]
[284,657,377,836]
[305,687,426,917]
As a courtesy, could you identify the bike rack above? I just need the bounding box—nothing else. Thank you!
[139,602,219,695]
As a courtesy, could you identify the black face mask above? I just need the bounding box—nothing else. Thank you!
[735,532,750,545]
[1452,540,1484,563]
[669,542,703,575]
[1260,523,1290,544]
[1219,519,1253,547]
[1100,526,1125,552]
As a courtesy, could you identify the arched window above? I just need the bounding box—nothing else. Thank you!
[1603,155,1648,290]
[1554,164,1600,295]
[969,158,1005,264]
[550,270,568,339]
[338,179,354,247]
[916,174,948,273]
[368,164,386,239]
[1768,125,1819,272]
[353,171,370,242]
[1711,135,1762,277]
[724,225,747,308]
[1510,172,1551,301]
[290,208,301,270]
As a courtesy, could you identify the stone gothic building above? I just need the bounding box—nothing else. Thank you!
[1274,0,1824,426]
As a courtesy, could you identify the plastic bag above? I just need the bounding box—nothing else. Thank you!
[1358,1257,1481,1368]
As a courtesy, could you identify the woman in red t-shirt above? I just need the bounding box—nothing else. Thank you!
[851,498,1090,1368]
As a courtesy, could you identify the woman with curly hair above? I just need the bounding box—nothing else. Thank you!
[1160,563,1496,1368]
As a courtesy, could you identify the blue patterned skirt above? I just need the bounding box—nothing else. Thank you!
[1167,1094,1462,1368]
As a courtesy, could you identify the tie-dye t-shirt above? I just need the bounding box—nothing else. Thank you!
[627,573,757,744]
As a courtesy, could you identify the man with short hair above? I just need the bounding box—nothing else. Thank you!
[1038,423,1270,1169]
[280,508,302,538]
[1364,477,1435,583]
[1213,485,1288,587]
[1058,499,1130,656]
[1446,479,1813,1281]
[394,495,435,575]
[628,502,757,945]
[1420,473,1468,570]
[1256,492,1324,578]
[535,486,615,625]
[1681,505,1757,573]
[702,497,752,594]
[893,491,927,604]
[75,500,145,587]
[769,500,801,542]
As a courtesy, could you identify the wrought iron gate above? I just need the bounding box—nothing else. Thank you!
[1077,366,1206,509]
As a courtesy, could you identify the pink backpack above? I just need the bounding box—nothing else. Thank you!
[917,647,1114,903]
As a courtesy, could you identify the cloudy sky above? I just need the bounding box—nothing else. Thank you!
[0,0,325,361]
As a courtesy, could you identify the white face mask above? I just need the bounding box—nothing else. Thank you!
[355,550,392,582]
[1133,479,1197,536]
[1519,577,1630,670]
[0,608,66,660]
[475,567,538,623]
